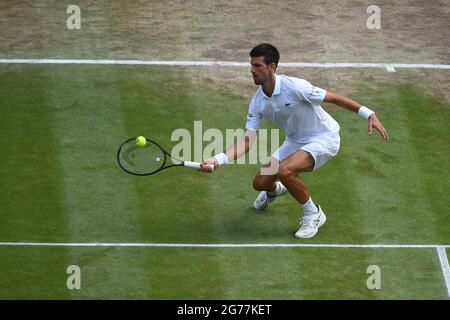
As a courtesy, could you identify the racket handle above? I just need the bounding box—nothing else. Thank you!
[183,161,214,171]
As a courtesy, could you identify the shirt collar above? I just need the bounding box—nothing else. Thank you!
[273,74,281,96]
[262,74,281,99]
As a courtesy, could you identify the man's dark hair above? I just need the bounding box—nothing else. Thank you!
[250,43,280,67]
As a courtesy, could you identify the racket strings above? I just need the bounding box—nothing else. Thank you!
[118,140,165,175]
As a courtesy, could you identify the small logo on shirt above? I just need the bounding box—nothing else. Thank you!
[248,113,253,118]
[285,103,291,106]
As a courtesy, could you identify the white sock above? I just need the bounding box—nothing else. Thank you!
[301,197,318,213]
[267,182,280,197]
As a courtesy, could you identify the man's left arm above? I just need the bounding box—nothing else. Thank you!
[323,91,389,140]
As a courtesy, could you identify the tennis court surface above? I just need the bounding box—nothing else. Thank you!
[0,1,449,299]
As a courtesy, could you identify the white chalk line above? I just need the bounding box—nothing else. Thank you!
[0,59,449,71]
[0,242,448,248]
[437,247,450,298]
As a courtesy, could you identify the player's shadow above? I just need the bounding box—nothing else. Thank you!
[214,207,295,241]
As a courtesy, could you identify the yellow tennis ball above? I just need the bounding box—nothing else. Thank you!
[135,136,147,147]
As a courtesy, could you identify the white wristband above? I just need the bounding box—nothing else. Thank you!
[358,106,375,120]
[214,153,229,166]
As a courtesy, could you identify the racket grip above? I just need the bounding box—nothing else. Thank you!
[183,161,214,171]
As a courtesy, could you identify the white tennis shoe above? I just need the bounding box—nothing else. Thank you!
[295,205,327,238]
[253,181,288,210]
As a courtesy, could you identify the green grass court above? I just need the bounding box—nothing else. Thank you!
[0,1,449,300]
[0,65,449,299]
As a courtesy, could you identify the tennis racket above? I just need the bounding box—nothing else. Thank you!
[117,138,214,176]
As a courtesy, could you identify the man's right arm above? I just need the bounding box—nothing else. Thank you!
[200,129,257,172]
[225,129,257,162]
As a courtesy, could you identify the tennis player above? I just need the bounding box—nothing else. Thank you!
[201,43,388,238]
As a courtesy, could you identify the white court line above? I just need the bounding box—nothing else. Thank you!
[437,246,450,298]
[0,242,449,248]
[0,59,450,71]
[386,65,397,72]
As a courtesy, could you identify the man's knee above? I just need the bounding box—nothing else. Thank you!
[252,175,265,191]
[277,165,296,181]
[252,175,276,191]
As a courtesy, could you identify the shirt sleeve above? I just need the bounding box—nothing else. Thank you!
[293,79,327,106]
[245,98,262,131]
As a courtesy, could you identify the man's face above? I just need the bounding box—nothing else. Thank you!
[251,56,276,85]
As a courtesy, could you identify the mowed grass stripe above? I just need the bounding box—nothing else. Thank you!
[336,85,445,244]
[0,66,69,241]
[119,66,231,296]
[119,66,230,243]
[327,85,436,298]
[45,65,151,297]
[46,65,143,241]
[397,85,450,243]
[328,84,449,297]
[0,65,72,298]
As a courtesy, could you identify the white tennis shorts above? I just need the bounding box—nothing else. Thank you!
[272,134,340,170]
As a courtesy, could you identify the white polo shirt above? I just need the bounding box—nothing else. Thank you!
[246,74,340,143]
